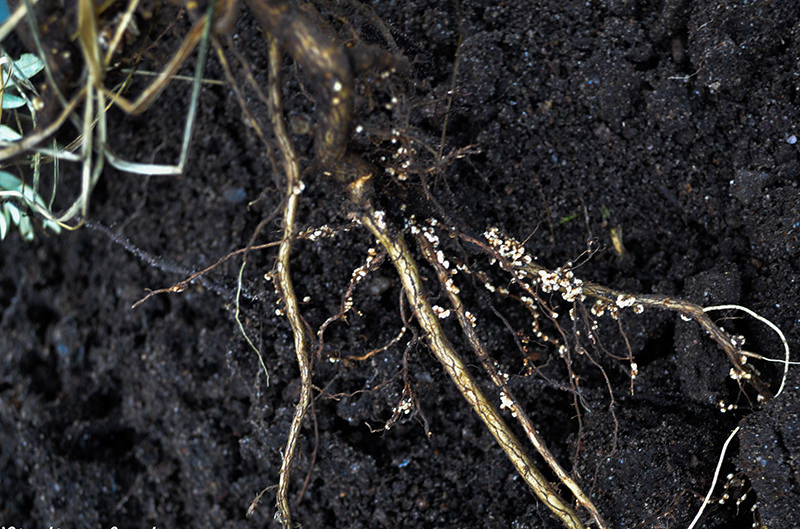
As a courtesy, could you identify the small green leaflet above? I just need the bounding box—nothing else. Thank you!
[0,170,62,240]
[1,53,45,87]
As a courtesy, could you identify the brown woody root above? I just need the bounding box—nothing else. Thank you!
[265,35,311,528]
[414,229,608,529]
[358,206,587,529]
[245,1,782,528]
[460,231,774,399]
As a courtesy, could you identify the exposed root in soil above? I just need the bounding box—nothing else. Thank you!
[1,1,794,528]
[264,33,312,528]
[248,2,790,527]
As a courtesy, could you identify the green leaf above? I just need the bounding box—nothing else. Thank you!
[5,200,19,224]
[0,171,46,208]
[43,218,61,234]
[17,213,34,240]
[0,170,21,190]
[1,93,27,109]
[0,53,45,88]
[0,207,8,239]
[14,54,45,80]
[0,171,61,239]
[0,124,22,142]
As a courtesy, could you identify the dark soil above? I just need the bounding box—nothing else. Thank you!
[2,1,799,528]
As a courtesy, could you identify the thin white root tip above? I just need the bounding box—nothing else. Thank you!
[686,426,740,529]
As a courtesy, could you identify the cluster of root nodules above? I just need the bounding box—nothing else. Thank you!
[291,206,786,514]
[418,221,619,378]
[386,217,780,422]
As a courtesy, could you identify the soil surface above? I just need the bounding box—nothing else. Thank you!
[2,1,799,528]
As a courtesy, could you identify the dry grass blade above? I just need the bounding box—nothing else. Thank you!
[103,0,141,66]
[99,16,207,115]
